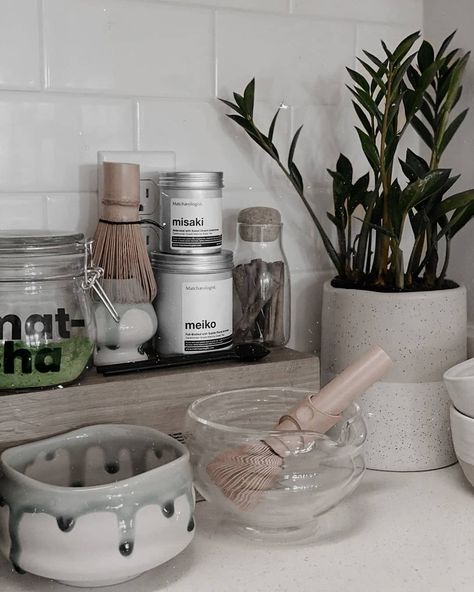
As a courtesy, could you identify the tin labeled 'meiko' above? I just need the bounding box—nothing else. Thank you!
[151,250,233,356]
[158,172,223,255]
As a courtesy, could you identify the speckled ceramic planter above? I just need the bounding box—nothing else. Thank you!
[321,281,467,470]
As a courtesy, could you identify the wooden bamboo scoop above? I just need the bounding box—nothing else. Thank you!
[207,345,393,510]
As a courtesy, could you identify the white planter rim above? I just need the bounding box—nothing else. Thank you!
[324,279,466,300]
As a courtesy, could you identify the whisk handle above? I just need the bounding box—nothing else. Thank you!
[276,345,393,434]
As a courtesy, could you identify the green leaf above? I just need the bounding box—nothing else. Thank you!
[243,78,255,117]
[418,40,435,70]
[439,108,469,155]
[402,88,416,116]
[399,158,418,183]
[352,101,373,136]
[268,108,280,143]
[328,169,350,209]
[353,172,370,195]
[227,114,270,154]
[388,180,403,236]
[419,98,434,126]
[447,201,474,237]
[289,161,304,194]
[219,98,244,115]
[452,85,463,110]
[411,115,434,148]
[288,125,303,169]
[347,67,370,93]
[392,52,417,90]
[400,169,451,212]
[233,92,246,113]
[347,86,382,123]
[349,173,370,214]
[356,58,386,91]
[362,50,388,71]
[432,189,474,218]
[356,127,380,171]
[391,31,420,65]
[439,52,470,117]
[405,149,430,177]
[407,64,420,88]
[336,154,353,183]
[436,30,457,60]
[227,114,254,134]
[381,40,394,61]
[407,61,439,118]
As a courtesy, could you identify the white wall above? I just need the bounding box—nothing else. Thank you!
[425,1,474,326]
[0,0,422,353]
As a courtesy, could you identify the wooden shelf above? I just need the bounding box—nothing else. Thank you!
[0,348,319,451]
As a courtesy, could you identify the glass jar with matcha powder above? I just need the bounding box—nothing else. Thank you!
[0,231,97,391]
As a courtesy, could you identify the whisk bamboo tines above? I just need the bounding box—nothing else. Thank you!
[93,162,157,304]
[207,345,394,511]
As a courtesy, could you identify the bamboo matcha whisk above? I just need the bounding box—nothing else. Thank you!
[207,345,393,510]
[93,162,157,304]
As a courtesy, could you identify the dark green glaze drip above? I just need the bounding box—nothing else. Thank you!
[0,495,5,507]
[71,481,83,487]
[119,541,134,557]
[187,517,195,532]
[57,517,75,532]
[105,461,120,474]
[12,562,25,574]
[9,508,23,573]
[45,451,56,461]
[154,448,163,459]
[161,501,175,518]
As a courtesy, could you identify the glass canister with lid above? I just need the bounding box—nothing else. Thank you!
[0,231,101,391]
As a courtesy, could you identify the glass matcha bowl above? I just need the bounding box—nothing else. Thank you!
[185,387,367,542]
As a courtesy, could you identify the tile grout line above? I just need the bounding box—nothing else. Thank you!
[37,0,49,90]
[134,100,141,151]
[212,10,218,98]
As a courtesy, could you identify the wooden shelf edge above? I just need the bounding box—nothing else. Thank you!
[0,348,320,451]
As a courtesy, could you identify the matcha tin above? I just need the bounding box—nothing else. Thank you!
[0,231,97,391]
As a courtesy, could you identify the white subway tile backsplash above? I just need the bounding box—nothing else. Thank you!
[138,99,291,191]
[0,194,46,230]
[292,105,371,189]
[0,93,134,192]
[287,270,334,354]
[216,11,355,106]
[293,0,423,26]
[166,0,289,12]
[46,193,99,238]
[0,0,41,89]
[43,0,214,98]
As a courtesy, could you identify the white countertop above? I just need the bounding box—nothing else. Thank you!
[1,464,473,592]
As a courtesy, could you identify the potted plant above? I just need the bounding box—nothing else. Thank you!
[221,31,474,470]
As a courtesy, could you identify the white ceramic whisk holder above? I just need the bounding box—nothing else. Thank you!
[94,303,157,365]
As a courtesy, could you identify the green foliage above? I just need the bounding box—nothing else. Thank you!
[221,32,474,291]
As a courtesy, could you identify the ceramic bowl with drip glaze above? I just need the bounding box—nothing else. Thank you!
[0,424,195,588]
[185,387,366,542]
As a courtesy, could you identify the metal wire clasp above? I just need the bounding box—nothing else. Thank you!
[82,241,120,324]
